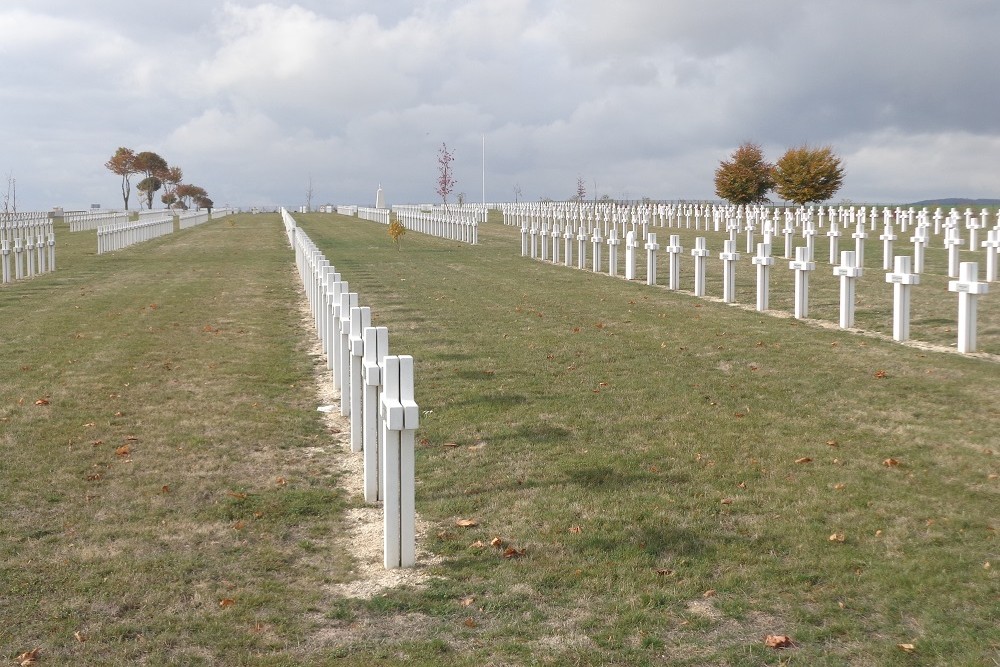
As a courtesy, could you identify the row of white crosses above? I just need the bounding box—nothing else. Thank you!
[524,217,994,353]
[390,206,479,244]
[281,208,419,569]
[1,213,56,283]
[96,215,175,254]
[178,210,211,230]
[66,210,129,232]
[356,207,391,225]
[336,205,359,216]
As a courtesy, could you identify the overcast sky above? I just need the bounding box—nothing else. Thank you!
[2,1,999,211]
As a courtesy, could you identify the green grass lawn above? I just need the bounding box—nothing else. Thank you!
[1,211,997,666]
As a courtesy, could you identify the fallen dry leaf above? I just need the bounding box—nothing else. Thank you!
[459,596,476,607]
[829,533,846,543]
[764,634,793,649]
[275,477,287,486]
[703,589,716,598]
[115,444,131,457]
[897,643,916,653]
[74,631,86,642]
[161,485,170,494]
[463,617,477,628]
[502,546,525,559]
[795,457,813,464]
[16,648,41,665]
[227,491,248,500]
[219,598,235,608]
[455,518,478,528]
[833,483,846,490]
[655,568,675,576]
[874,369,888,379]
[568,525,583,533]
[490,537,504,548]
[827,439,838,447]
[35,398,50,406]
[233,520,245,531]
[720,498,733,505]
[469,540,486,549]
[883,458,900,467]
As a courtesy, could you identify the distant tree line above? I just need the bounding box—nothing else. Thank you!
[714,142,844,206]
[104,148,213,211]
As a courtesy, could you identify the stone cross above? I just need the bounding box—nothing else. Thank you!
[782,220,794,259]
[886,256,920,342]
[968,217,980,252]
[362,326,389,502]
[948,262,989,353]
[25,236,35,278]
[563,224,574,266]
[827,222,841,265]
[348,305,373,453]
[339,291,359,416]
[744,220,755,254]
[607,227,620,276]
[592,228,604,273]
[789,246,816,319]
[577,227,588,270]
[803,221,817,261]
[910,226,928,274]
[330,279,348,390]
[833,250,863,328]
[691,236,710,297]
[624,230,639,280]
[521,225,529,257]
[720,239,740,303]
[665,234,683,290]
[645,233,660,285]
[752,242,774,311]
[982,229,1000,282]
[879,222,897,271]
[851,222,868,268]
[933,208,943,236]
[380,354,418,569]
[944,226,963,278]
[1,239,9,284]
[539,224,549,261]
[551,222,561,264]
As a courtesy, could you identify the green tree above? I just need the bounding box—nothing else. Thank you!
[134,151,169,209]
[773,145,845,205]
[714,142,774,205]
[105,147,138,210]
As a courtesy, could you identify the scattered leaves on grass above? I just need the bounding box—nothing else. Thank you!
[463,618,478,628]
[703,589,716,598]
[73,631,86,643]
[115,444,131,457]
[275,477,287,486]
[469,540,486,549]
[161,485,170,494]
[233,521,245,531]
[34,398,50,406]
[898,643,916,653]
[827,439,839,447]
[883,458,900,467]
[720,498,733,505]
[219,598,235,608]
[227,491,248,500]
[795,457,813,464]
[569,525,583,533]
[764,634,794,649]
[655,568,675,577]
[456,518,478,528]
[15,648,40,666]
[468,442,486,451]
[85,473,102,482]
[833,483,846,490]
[91,440,103,446]
[874,369,888,379]
[459,596,476,607]
[490,537,504,548]
[829,533,846,543]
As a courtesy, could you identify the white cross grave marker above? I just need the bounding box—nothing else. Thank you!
[624,230,638,280]
[380,355,418,569]
[948,262,989,353]
[752,242,773,311]
[363,326,389,502]
[666,235,683,290]
[833,250,863,328]
[645,233,659,286]
[789,246,816,319]
[886,256,920,342]
[720,239,740,303]
[691,236,709,297]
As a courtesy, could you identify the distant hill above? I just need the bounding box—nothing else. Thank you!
[909,198,1000,207]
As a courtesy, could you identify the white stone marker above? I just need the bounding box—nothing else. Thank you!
[745,220,755,254]
[608,228,620,277]
[1,239,9,283]
[910,226,928,274]
[789,246,816,319]
[691,236,709,297]
[529,225,538,259]
[852,222,868,268]
[363,326,389,502]
[948,262,989,353]
[645,233,660,286]
[720,239,740,303]
[348,305,372,453]
[339,291,359,416]
[886,255,920,342]
[624,230,638,280]
[945,227,962,278]
[752,242,774,311]
[803,222,817,261]
[666,235,683,290]
[25,236,35,278]
[380,354,418,569]
[879,223,897,271]
[331,279,348,390]
[577,228,588,270]
[827,222,841,264]
[833,250,863,328]
[521,226,529,257]
[539,224,549,261]
[592,228,604,273]
[551,223,561,264]
[982,229,1000,282]
[782,221,794,259]
[563,225,574,266]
